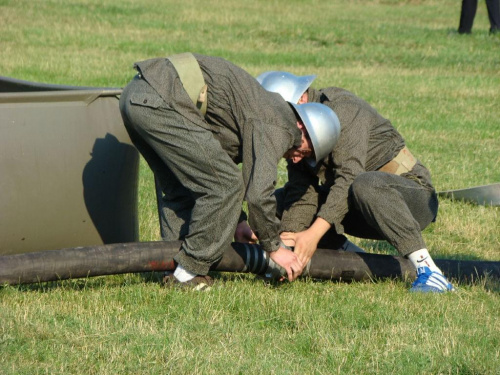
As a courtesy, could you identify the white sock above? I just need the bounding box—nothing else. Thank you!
[173,263,196,282]
[407,248,442,273]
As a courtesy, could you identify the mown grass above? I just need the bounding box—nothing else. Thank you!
[2,275,500,374]
[1,0,499,374]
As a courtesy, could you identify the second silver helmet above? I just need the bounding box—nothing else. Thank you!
[256,71,316,104]
[291,102,341,165]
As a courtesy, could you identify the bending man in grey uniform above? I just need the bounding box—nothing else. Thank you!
[256,71,455,293]
[119,54,335,287]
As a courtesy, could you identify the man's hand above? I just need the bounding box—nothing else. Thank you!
[282,230,318,270]
[234,221,258,243]
[269,246,304,282]
[281,217,332,271]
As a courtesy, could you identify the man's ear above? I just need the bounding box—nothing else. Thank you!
[297,121,306,130]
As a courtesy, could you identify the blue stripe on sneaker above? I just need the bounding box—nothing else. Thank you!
[410,266,454,293]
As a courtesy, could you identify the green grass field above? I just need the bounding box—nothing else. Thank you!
[1,0,499,374]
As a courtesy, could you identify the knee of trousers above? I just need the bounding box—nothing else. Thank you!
[350,172,387,204]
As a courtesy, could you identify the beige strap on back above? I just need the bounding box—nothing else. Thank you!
[167,53,208,115]
[378,146,417,175]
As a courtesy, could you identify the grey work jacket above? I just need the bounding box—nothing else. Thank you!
[281,87,434,235]
[134,54,302,252]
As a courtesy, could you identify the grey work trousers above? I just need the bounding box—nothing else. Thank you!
[119,76,244,275]
[277,170,438,256]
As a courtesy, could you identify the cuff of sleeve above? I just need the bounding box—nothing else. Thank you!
[280,217,310,233]
[280,209,315,233]
[261,238,282,253]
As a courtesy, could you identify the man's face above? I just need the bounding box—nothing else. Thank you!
[283,121,313,163]
[297,91,309,104]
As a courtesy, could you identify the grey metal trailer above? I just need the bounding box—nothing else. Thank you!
[0,76,139,255]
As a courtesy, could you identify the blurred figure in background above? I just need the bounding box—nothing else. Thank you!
[458,0,500,34]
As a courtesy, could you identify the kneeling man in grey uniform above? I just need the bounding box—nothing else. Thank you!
[255,71,455,293]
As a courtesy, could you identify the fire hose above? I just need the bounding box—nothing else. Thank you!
[0,241,498,285]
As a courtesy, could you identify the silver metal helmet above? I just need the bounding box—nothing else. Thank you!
[291,102,341,165]
[256,71,316,104]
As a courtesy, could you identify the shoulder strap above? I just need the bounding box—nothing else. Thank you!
[167,53,207,115]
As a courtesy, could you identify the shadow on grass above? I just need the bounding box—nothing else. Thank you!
[3,271,498,294]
